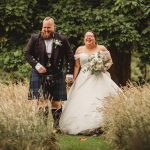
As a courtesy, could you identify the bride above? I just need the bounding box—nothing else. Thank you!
[59,31,121,135]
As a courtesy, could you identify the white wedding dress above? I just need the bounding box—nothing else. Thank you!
[59,51,121,135]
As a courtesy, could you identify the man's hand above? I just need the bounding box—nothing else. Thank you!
[38,66,47,74]
[35,63,47,74]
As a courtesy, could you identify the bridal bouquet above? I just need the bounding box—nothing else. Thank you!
[83,52,110,75]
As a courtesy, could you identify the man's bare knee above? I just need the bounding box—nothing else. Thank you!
[51,100,62,109]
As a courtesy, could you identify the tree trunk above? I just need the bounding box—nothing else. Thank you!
[109,47,131,86]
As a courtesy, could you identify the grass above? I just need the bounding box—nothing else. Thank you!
[1,82,149,150]
[57,134,112,150]
[0,82,112,150]
[0,82,58,150]
[103,83,150,150]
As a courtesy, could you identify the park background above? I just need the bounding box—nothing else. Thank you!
[0,0,150,150]
[0,0,149,85]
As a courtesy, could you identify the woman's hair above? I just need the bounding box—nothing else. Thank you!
[84,31,96,39]
[91,31,96,38]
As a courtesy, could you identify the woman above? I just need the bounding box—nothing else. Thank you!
[59,31,120,135]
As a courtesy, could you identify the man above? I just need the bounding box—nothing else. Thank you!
[25,17,74,129]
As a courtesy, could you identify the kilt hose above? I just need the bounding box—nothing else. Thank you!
[28,69,67,101]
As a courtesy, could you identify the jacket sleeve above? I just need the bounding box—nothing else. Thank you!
[24,34,38,68]
[62,37,75,74]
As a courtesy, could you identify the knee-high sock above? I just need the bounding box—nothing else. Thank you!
[51,108,62,129]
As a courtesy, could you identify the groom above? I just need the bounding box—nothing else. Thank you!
[25,16,74,129]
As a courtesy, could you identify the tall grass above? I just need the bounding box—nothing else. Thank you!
[103,83,150,150]
[0,83,58,150]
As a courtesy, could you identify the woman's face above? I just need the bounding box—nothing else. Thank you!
[84,32,96,46]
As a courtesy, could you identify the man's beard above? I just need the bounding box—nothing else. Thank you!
[41,31,53,39]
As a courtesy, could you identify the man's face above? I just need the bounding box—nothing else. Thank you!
[41,20,55,39]
[84,32,96,46]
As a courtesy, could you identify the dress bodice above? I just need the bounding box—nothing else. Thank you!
[77,53,89,67]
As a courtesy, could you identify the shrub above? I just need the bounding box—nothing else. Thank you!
[0,47,31,83]
[103,83,150,150]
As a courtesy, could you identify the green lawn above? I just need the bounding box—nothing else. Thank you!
[57,134,112,150]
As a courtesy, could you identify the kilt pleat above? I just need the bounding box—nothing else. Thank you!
[28,69,67,101]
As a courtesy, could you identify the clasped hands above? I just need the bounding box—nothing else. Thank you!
[65,74,74,85]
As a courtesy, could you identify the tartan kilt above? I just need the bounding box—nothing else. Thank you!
[28,69,67,101]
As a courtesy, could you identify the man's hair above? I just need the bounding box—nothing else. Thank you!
[43,16,55,24]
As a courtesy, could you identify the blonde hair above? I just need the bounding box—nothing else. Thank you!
[43,16,55,24]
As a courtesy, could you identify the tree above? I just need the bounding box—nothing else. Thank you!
[0,0,37,82]
[0,0,149,84]
[48,0,149,85]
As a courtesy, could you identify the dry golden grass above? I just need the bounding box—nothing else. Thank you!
[0,82,58,150]
[102,83,150,150]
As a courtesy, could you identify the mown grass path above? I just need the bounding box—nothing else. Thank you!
[57,134,112,150]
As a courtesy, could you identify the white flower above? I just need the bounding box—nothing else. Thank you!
[83,52,110,75]
[53,39,62,48]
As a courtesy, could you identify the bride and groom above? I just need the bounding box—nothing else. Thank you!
[25,16,120,135]
[59,31,120,135]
